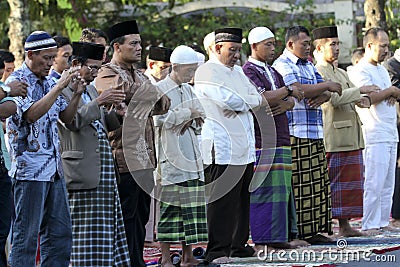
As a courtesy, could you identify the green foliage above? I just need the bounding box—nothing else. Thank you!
[0,1,11,48]
[1,0,399,53]
[134,0,334,58]
[386,0,400,49]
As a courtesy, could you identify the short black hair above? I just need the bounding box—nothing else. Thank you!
[363,27,386,48]
[53,36,71,49]
[285,26,310,44]
[0,50,15,63]
[109,36,126,53]
[0,57,4,69]
[80,28,108,42]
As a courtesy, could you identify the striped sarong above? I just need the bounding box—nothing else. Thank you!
[326,150,364,218]
[68,134,130,266]
[250,147,298,244]
[157,179,208,244]
[291,137,332,239]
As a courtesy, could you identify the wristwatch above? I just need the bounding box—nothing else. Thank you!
[286,85,293,96]
[0,84,11,97]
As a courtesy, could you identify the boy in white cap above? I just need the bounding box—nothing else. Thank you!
[6,30,82,266]
[243,26,306,249]
[154,45,208,267]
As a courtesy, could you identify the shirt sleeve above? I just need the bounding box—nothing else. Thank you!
[0,97,15,104]
[273,59,299,86]
[349,67,374,87]
[195,82,258,112]
[57,94,68,112]
[242,67,271,94]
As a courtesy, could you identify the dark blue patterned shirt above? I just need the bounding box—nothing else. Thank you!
[6,63,67,181]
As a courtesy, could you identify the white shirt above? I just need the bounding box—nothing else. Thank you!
[349,58,398,144]
[194,57,263,165]
[154,76,205,185]
[144,69,157,85]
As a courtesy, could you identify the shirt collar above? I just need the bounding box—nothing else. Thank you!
[316,59,334,70]
[50,69,61,79]
[283,48,309,66]
[248,57,268,68]
[110,59,134,72]
[21,62,45,84]
[209,56,236,71]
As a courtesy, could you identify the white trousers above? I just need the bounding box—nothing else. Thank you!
[362,142,397,230]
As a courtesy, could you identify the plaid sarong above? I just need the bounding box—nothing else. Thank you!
[291,137,332,239]
[250,147,298,243]
[157,180,208,244]
[68,133,130,266]
[326,150,364,218]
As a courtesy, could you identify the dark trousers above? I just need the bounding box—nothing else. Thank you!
[205,163,255,262]
[0,173,11,267]
[118,170,154,267]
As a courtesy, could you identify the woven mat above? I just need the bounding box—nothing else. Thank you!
[144,218,400,266]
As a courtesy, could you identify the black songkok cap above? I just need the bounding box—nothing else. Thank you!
[149,46,173,63]
[72,42,105,60]
[215,27,243,44]
[312,26,338,40]
[107,20,140,43]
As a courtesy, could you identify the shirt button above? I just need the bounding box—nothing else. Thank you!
[95,148,100,153]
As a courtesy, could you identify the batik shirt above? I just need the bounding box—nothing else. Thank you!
[273,49,325,139]
[6,63,68,181]
[49,69,61,83]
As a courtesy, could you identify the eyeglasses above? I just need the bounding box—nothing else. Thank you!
[85,65,100,72]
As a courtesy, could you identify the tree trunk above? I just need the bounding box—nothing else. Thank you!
[7,0,30,68]
[364,0,387,31]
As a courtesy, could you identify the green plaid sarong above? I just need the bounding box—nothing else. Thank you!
[157,179,208,244]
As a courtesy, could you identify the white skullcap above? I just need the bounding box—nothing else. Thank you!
[248,27,275,44]
[170,45,198,64]
[203,32,215,51]
[196,52,205,66]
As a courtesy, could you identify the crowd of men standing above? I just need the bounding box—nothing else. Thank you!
[0,19,400,267]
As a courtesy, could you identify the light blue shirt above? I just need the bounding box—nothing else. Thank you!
[6,63,68,181]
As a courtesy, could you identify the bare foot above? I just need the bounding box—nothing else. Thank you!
[289,239,310,248]
[339,227,365,237]
[211,256,233,264]
[381,226,400,232]
[160,261,175,267]
[362,228,383,236]
[180,258,201,267]
[390,219,400,228]
[305,234,335,245]
[253,244,267,253]
[265,242,292,249]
